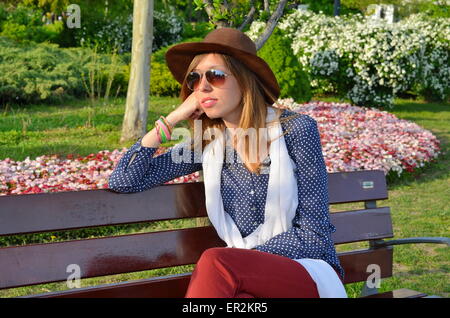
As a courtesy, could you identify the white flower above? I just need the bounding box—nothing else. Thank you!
[277,9,449,108]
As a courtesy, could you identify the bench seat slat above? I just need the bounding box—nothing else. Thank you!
[26,273,193,298]
[21,248,393,298]
[361,288,428,298]
[0,226,226,290]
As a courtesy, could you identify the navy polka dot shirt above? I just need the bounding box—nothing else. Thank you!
[108,109,344,280]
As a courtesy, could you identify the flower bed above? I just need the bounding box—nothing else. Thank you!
[0,100,441,196]
[277,98,441,175]
[0,148,200,196]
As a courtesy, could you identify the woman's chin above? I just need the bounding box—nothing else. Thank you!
[203,110,220,119]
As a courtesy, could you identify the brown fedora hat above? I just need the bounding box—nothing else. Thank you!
[165,27,280,104]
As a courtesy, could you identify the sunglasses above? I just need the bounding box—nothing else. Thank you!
[186,69,230,91]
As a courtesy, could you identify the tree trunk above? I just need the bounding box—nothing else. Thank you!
[120,0,154,143]
[334,0,341,16]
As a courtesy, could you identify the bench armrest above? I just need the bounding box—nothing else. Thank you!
[370,237,450,249]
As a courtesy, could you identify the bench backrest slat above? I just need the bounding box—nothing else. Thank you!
[328,170,387,204]
[0,170,388,237]
[331,207,393,243]
[0,183,207,236]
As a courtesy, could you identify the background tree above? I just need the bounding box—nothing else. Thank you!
[334,0,340,16]
[195,0,294,50]
[120,0,154,142]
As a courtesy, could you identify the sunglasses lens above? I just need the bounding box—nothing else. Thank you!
[206,70,227,87]
[186,72,200,90]
[186,69,228,90]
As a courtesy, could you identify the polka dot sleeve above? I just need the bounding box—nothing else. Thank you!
[253,112,344,280]
[108,139,202,193]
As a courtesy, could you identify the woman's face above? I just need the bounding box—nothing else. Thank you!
[192,53,243,127]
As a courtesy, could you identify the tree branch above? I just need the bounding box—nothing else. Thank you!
[264,0,270,14]
[202,0,231,28]
[254,0,288,50]
[287,1,302,11]
[202,0,215,19]
[238,0,256,31]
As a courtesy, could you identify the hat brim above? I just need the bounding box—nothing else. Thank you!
[165,42,280,104]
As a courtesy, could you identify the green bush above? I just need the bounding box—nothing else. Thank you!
[1,20,65,44]
[0,37,129,105]
[0,4,68,45]
[0,3,8,25]
[150,37,203,97]
[74,48,130,100]
[150,60,181,97]
[258,28,312,103]
[278,10,449,108]
[181,22,214,40]
[0,39,81,104]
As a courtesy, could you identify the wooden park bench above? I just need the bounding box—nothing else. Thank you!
[0,170,448,298]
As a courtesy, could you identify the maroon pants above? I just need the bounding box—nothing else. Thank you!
[184,247,321,298]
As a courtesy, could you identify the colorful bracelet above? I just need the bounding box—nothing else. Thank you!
[155,121,163,143]
[154,115,173,144]
[157,119,171,142]
[159,116,173,134]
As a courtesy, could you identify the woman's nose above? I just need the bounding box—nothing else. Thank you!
[198,74,212,91]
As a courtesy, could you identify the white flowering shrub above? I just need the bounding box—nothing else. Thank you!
[75,10,183,54]
[152,10,183,51]
[273,10,449,108]
[76,15,133,54]
[245,21,267,42]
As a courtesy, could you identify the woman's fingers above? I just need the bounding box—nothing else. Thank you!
[189,108,203,120]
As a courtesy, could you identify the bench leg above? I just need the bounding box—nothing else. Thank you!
[360,281,379,297]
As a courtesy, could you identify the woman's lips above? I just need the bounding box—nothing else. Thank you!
[201,99,218,108]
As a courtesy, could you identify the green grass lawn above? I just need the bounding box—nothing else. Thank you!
[0,96,184,161]
[0,96,448,298]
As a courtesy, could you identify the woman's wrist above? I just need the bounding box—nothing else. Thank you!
[140,112,180,148]
[165,112,181,128]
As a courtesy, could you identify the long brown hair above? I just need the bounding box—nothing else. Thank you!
[179,53,299,175]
